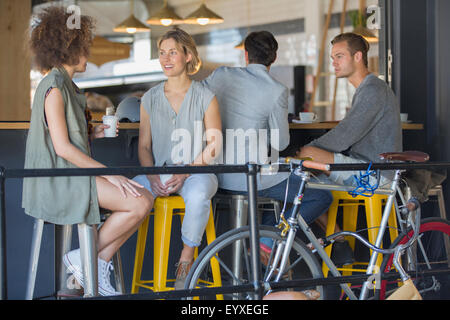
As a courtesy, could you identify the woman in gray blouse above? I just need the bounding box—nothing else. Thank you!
[133,28,222,289]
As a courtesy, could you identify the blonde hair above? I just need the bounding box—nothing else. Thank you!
[158,27,201,75]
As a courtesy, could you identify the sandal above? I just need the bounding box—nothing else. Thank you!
[174,260,193,290]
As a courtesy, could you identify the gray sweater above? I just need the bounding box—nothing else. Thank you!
[308,74,402,162]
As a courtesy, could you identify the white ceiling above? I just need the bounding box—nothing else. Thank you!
[33,0,225,38]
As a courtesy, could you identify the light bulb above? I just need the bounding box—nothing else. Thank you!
[126,27,137,34]
[197,18,209,25]
[160,19,173,26]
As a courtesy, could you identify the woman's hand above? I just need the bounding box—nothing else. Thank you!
[103,175,143,198]
[91,123,119,140]
[147,175,170,197]
[164,174,189,194]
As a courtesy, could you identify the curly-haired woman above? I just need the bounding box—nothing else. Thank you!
[22,6,152,296]
[132,28,222,289]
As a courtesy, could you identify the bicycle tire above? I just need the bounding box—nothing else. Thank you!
[378,217,450,300]
[184,225,327,300]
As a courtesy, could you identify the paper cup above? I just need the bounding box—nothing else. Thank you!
[102,115,118,138]
[160,174,173,190]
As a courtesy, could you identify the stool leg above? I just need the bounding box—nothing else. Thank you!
[131,215,150,293]
[77,224,98,297]
[154,201,174,291]
[205,206,222,293]
[112,250,125,294]
[25,219,44,300]
[342,203,359,251]
[364,197,383,268]
[230,197,248,283]
[55,224,72,296]
[272,200,281,223]
[322,201,339,277]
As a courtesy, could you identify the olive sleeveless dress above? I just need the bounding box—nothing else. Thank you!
[22,67,100,225]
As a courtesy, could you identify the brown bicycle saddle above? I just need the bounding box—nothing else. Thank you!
[379,151,430,162]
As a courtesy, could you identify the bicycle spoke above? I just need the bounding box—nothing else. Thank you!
[213,254,244,286]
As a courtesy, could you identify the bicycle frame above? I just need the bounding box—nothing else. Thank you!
[267,162,417,300]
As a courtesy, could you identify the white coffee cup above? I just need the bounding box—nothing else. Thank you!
[160,174,173,190]
[400,113,408,122]
[299,112,317,122]
[102,115,118,138]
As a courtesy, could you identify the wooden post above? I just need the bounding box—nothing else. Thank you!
[0,0,31,121]
[308,0,334,112]
[331,0,348,120]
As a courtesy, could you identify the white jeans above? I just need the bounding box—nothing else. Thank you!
[133,174,218,247]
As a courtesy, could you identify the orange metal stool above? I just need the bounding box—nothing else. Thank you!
[131,195,221,293]
[322,191,399,277]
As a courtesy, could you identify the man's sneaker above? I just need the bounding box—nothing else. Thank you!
[98,258,121,296]
[63,249,84,288]
[331,240,354,266]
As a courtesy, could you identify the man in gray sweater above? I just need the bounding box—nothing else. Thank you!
[299,33,402,258]
[299,32,402,185]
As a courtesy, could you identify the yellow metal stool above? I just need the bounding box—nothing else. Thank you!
[322,191,399,277]
[131,195,221,293]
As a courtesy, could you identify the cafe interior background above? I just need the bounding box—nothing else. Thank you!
[1,0,449,298]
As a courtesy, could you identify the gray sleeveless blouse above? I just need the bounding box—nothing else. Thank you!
[22,68,100,225]
[141,81,215,166]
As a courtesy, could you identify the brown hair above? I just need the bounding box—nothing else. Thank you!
[29,6,95,72]
[158,27,201,75]
[331,32,370,68]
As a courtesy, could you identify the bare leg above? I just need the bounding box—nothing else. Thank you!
[179,244,195,263]
[95,177,153,262]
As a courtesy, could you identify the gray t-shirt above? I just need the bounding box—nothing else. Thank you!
[308,74,402,162]
[141,80,215,166]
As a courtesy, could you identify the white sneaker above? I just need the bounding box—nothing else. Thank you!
[98,258,121,296]
[63,249,84,288]
[63,249,120,296]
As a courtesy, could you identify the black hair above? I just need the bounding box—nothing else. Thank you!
[244,31,278,66]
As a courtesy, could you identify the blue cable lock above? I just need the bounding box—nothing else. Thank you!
[348,162,380,198]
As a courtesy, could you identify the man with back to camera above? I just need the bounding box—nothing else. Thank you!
[202,31,335,264]
[298,32,402,254]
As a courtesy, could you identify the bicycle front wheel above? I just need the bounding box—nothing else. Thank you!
[185,225,326,300]
[379,218,450,300]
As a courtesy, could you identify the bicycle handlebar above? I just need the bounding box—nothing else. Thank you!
[284,157,330,172]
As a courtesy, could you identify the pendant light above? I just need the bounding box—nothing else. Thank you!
[183,0,224,26]
[146,0,183,26]
[113,0,150,34]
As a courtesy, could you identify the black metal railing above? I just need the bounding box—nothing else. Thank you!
[1,161,449,300]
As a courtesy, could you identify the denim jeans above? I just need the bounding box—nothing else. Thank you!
[223,174,333,248]
[133,174,218,247]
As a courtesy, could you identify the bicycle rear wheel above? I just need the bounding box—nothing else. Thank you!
[379,218,450,299]
[184,225,326,300]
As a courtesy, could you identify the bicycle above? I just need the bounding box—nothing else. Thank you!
[184,151,450,300]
